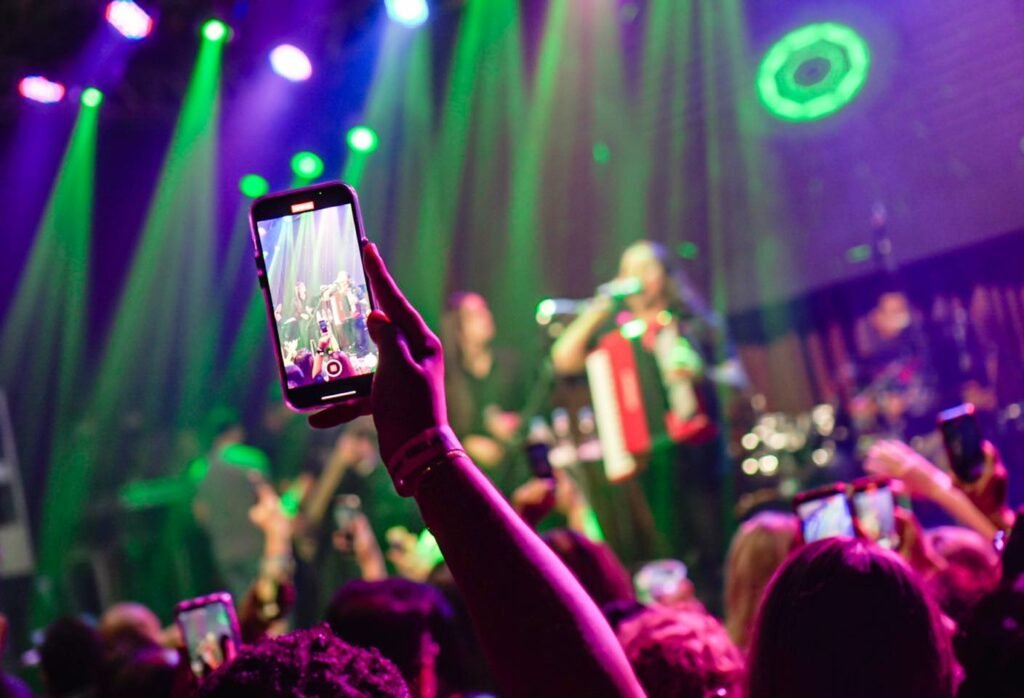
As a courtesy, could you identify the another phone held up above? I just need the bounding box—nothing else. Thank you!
[794,479,901,549]
[334,494,362,548]
[793,483,856,544]
[938,403,987,483]
[174,592,241,679]
[249,182,378,411]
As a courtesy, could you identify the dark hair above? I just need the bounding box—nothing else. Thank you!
[746,537,955,698]
[39,617,104,696]
[292,350,314,380]
[616,605,744,698]
[541,529,634,607]
[102,645,177,698]
[955,576,1024,698]
[199,626,408,697]
[325,578,459,693]
[924,526,1001,628]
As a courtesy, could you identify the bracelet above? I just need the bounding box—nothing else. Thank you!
[388,425,465,496]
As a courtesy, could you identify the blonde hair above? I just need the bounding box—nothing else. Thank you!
[724,511,800,650]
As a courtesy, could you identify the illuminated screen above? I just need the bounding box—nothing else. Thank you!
[179,602,236,677]
[797,492,854,543]
[257,204,377,389]
[852,487,898,550]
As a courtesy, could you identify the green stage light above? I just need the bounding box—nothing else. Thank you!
[347,125,379,154]
[592,141,611,164]
[202,18,228,42]
[677,241,699,260]
[757,22,870,121]
[290,151,324,179]
[81,87,103,108]
[238,174,269,198]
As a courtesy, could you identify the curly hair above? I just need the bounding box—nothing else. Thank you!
[616,605,744,698]
[198,626,409,698]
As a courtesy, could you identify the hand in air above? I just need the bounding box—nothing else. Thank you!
[955,440,1013,529]
[309,244,447,464]
[865,439,950,499]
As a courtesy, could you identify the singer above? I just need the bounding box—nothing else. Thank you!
[551,240,732,606]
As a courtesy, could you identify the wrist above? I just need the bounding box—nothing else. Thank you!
[385,425,466,496]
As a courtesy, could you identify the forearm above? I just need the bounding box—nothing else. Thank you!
[551,306,609,375]
[415,454,641,698]
[929,484,999,540]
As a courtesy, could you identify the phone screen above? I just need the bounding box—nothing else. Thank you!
[797,492,855,543]
[177,600,239,677]
[253,192,377,406]
[939,405,985,483]
[852,485,899,549]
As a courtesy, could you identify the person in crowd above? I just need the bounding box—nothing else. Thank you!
[191,409,273,601]
[441,292,524,482]
[540,529,634,607]
[511,469,605,542]
[98,602,166,659]
[723,511,800,650]
[955,575,1024,698]
[39,616,104,698]
[745,537,956,698]
[616,605,745,698]
[324,578,461,698]
[924,526,1002,628]
[198,626,409,697]
[308,242,644,697]
[101,644,178,698]
[551,240,733,601]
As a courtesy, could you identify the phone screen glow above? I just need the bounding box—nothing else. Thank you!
[797,492,855,542]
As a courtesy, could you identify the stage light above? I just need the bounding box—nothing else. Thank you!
[81,88,104,108]
[385,0,429,27]
[269,44,312,82]
[202,19,228,42]
[346,125,379,154]
[18,76,65,104]
[757,22,870,121]
[291,151,324,179]
[239,174,269,198]
[105,1,153,40]
[592,142,611,164]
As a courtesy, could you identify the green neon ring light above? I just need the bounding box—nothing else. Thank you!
[757,22,871,121]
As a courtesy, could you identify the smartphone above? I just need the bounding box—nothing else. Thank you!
[174,592,241,679]
[850,478,900,550]
[794,483,856,543]
[250,182,377,411]
[938,403,986,483]
[334,494,362,533]
[526,442,555,480]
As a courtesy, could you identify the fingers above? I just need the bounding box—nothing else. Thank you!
[367,310,416,366]
[363,243,433,349]
[308,399,371,429]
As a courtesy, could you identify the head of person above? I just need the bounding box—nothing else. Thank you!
[39,616,104,697]
[616,605,744,698]
[871,290,912,338]
[333,416,378,470]
[924,526,1002,628]
[99,602,163,658]
[325,578,459,698]
[102,644,178,698]
[723,511,800,649]
[295,281,307,301]
[955,576,1024,698]
[443,292,495,356]
[199,625,409,697]
[746,537,955,698]
[541,529,634,607]
[618,241,705,319]
[292,349,314,382]
[336,271,352,288]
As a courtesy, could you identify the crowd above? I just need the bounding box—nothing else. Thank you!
[2,243,1022,698]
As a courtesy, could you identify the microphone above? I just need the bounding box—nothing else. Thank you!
[596,278,643,300]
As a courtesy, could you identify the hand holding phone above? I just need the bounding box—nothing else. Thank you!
[938,404,986,483]
[794,484,856,543]
[174,592,241,680]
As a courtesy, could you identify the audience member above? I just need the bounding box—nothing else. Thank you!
[955,575,1024,698]
[39,616,104,698]
[198,626,409,698]
[99,602,164,657]
[616,605,744,698]
[723,512,800,650]
[746,537,955,698]
[541,529,634,607]
[924,526,1002,627]
[325,578,459,698]
[101,644,178,698]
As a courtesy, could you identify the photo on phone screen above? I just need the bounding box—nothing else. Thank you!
[938,404,986,483]
[796,491,855,543]
[851,483,900,550]
[176,596,239,678]
[251,184,378,410]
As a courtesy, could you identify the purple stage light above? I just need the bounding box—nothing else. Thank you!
[18,76,66,104]
[269,45,312,82]
[105,0,153,40]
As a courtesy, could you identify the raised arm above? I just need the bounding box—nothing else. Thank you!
[550,299,612,375]
[311,244,642,698]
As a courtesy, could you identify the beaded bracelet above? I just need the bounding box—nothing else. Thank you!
[387,424,466,496]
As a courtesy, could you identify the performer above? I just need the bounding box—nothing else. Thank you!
[289,281,316,349]
[442,292,526,490]
[324,272,370,356]
[551,240,733,603]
